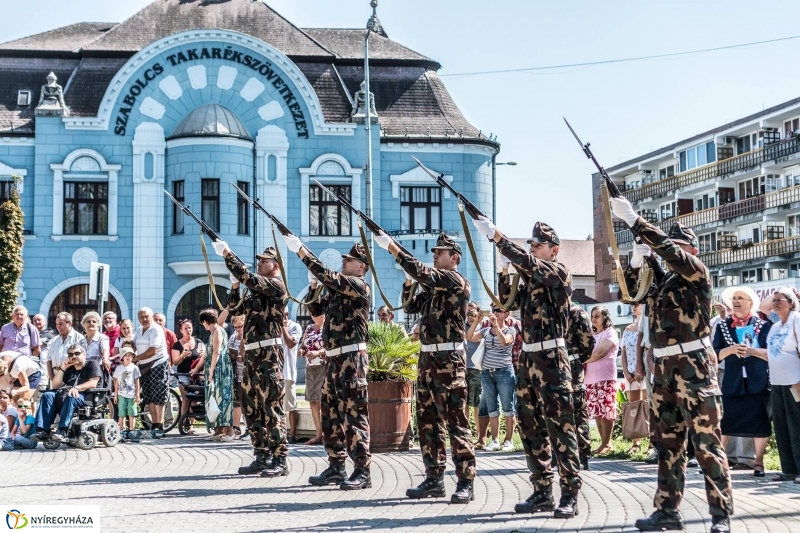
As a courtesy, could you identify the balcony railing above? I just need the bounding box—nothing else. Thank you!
[615,207,719,244]
[700,235,800,267]
[623,136,800,203]
[766,185,800,208]
[719,195,766,220]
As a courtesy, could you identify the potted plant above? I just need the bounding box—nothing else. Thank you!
[366,322,419,452]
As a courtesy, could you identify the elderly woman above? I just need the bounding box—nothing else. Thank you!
[586,305,619,456]
[80,312,111,370]
[712,286,772,477]
[764,287,800,483]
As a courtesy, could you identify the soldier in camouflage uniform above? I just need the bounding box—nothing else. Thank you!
[374,231,476,504]
[565,303,594,470]
[217,245,289,477]
[611,196,732,533]
[474,218,581,518]
[283,234,373,490]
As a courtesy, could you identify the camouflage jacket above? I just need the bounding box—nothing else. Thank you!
[225,254,287,347]
[496,237,573,344]
[301,252,370,350]
[398,252,470,345]
[565,304,595,363]
[622,218,712,349]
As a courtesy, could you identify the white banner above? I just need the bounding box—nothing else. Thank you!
[4,506,101,532]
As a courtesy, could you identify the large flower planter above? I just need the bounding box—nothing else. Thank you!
[367,380,414,453]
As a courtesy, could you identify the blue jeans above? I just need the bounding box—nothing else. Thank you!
[480,365,516,417]
[13,436,37,449]
[35,391,86,431]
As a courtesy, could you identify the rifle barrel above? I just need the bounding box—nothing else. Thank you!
[562,118,623,198]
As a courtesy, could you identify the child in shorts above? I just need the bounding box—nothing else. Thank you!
[112,348,141,436]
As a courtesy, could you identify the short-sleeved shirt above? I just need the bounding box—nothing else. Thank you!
[172,338,202,374]
[47,329,86,368]
[766,311,800,386]
[303,324,325,367]
[103,325,121,351]
[133,325,169,367]
[0,322,40,357]
[163,328,178,359]
[282,320,303,382]
[62,360,102,389]
[0,405,18,439]
[6,353,40,380]
[81,334,110,364]
[478,324,515,369]
[112,363,142,399]
[585,327,619,385]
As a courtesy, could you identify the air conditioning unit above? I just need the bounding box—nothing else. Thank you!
[17,90,31,106]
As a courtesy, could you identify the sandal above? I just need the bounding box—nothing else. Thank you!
[753,465,765,478]
[304,437,322,445]
[474,442,486,450]
[628,444,641,455]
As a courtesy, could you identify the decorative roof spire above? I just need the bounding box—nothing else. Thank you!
[366,0,388,38]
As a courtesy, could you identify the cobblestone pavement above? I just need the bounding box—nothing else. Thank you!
[2,436,798,532]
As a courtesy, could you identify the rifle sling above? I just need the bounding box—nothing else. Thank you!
[457,205,519,310]
[601,182,652,303]
[357,221,417,311]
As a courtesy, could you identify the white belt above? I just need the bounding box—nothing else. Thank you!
[567,353,580,362]
[420,342,464,353]
[653,337,711,358]
[326,342,367,357]
[245,337,283,351]
[522,338,566,352]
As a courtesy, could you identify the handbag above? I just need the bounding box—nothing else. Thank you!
[137,360,156,376]
[206,382,221,423]
[621,399,650,440]
[471,340,485,371]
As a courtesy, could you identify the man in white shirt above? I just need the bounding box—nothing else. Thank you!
[133,307,170,436]
[282,311,303,444]
[45,312,85,381]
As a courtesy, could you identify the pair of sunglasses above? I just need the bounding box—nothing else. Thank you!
[67,351,82,357]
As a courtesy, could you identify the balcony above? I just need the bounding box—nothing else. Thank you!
[614,207,719,244]
[719,195,765,220]
[700,235,800,268]
[623,136,800,204]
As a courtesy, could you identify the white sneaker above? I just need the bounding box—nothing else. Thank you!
[501,440,514,452]
[485,440,501,452]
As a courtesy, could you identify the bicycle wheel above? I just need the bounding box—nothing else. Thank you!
[138,389,182,433]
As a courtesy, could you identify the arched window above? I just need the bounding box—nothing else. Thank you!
[48,285,122,332]
[299,154,362,239]
[173,284,228,343]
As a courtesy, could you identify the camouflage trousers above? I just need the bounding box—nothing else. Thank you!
[517,347,582,496]
[322,350,371,468]
[570,357,591,462]
[651,347,733,517]
[416,350,476,480]
[241,346,287,460]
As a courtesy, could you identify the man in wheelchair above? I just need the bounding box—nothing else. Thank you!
[35,344,102,442]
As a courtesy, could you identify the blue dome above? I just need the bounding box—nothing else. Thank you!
[170,103,250,140]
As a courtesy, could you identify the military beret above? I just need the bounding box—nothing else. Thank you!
[342,243,368,264]
[431,232,463,255]
[527,221,560,245]
[667,222,698,248]
[256,247,279,260]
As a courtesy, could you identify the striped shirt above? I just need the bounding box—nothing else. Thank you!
[479,325,515,369]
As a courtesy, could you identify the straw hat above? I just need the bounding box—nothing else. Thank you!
[720,286,760,315]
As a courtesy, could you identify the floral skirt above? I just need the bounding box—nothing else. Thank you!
[586,380,618,421]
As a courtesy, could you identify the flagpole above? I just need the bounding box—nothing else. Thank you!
[364,29,376,321]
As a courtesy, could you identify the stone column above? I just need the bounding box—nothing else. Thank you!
[255,125,289,255]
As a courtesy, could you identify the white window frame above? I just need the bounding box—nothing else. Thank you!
[299,154,362,239]
[50,149,120,241]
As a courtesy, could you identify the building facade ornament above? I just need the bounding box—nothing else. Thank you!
[36,72,69,117]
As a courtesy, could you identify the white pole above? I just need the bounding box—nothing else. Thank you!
[364,31,377,321]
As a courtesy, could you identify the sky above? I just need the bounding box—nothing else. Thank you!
[4,0,800,240]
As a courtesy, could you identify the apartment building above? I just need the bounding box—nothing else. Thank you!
[592,96,800,302]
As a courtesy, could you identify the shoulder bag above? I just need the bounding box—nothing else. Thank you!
[621,399,650,440]
[470,340,485,371]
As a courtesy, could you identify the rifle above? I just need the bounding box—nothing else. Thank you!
[230,182,293,236]
[563,117,623,198]
[411,156,485,220]
[311,179,413,257]
[164,190,222,241]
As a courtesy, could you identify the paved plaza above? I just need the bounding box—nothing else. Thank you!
[2,437,798,533]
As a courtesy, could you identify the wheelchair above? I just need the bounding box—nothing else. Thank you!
[41,386,121,450]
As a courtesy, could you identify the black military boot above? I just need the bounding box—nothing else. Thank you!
[309,463,347,486]
[260,456,289,478]
[514,490,555,513]
[554,494,579,518]
[450,479,474,504]
[238,455,270,475]
[406,476,446,499]
[634,509,685,531]
[340,467,371,490]
[580,456,590,471]
[710,515,731,533]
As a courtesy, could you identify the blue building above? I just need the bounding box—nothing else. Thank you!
[0,0,499,329]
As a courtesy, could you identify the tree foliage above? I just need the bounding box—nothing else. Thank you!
[366,322,419,382]
[0,176,25,324]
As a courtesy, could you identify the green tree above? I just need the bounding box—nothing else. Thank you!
[0,176,25,324]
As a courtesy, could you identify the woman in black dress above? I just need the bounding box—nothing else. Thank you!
[712,286,772,477]
[171,319,205,434]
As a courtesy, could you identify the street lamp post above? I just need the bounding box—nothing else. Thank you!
[490,159,518,291]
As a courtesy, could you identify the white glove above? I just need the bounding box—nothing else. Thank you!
[375,232,392,251]
[609,197,639,227]
[630,243,651,268]
[229,273,238,285]
[211,240,228,257]
[499,258,511,270]
[473,216,496,238]
[282,234,303,253]
[307,269,317,284]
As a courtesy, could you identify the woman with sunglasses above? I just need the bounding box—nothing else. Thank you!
[764,288,800,483]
